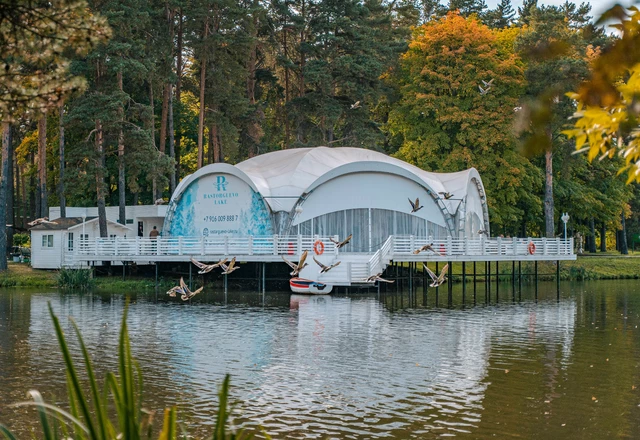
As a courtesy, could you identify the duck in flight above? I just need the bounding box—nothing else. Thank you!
[438,191,454,200]
[412,243,441,255]
[179,277,203,301]
[313,256,341,274]
[329,234,352,249]
[190,257,228,274]
[282,250,309,276]
[477,229,489,236]
[166,283,186,297]
[365,273,394,283]
[220,257,240,275]
[423,263,448,287]
[408,197,423,213]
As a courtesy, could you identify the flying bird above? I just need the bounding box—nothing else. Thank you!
[408,197,423,213]
[365,273,394,283]
[423,263,449,287]
[329,234,352,249]
[482,78,494,88]
[220,257,240,275]
[166,283,186,298]
[190,257,228,274]
[282,250,309,276]
[179,277,203,301]
[350,101,361,109]
[313,256,341,274]
[479,85,491,96]
[477,229,489,236]
[28,217,54,226]
[438,191,454,200]
[412,243,442,255]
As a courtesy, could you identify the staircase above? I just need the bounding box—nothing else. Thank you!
[297,236,395,287]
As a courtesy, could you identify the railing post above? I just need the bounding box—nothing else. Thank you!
[273,235,278,255]
[115,237,119,257]
[200,236,205,255]
[224,236,229,255]
[556,237,560,256]
[570,237,574,255]
[543,238,548,256]
[481,236,486,256]
[298,235,303,255]
[178,237,183,256]
[496,236,502,256]
[94,238,98,256]
[347,262,352,282]
[249,236,253,256]
[447,235,452,256]
[410,235,415,254]
[136,237,140,256]
[157,238,161,256]
[512,237,517,256]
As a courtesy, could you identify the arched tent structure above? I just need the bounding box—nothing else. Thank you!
[163,147,490,251]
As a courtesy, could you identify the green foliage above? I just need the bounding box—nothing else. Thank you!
[0,1,110,121]
[57,268,96,290]
[0,303,258,440]
[13,233,30,247]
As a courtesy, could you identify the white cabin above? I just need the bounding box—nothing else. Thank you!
[48,205,167,238]
[30,217,133,269]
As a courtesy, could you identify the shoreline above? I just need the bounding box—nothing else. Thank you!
[0,255,637,289]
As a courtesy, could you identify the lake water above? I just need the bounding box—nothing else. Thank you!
[1,281,640,439]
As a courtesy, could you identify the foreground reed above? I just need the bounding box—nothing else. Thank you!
[0,302,257,439]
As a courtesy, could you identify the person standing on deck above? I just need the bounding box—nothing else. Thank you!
[149,226,159,239]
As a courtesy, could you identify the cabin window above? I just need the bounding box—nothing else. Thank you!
[110,234,117,239]
[68,233,74,251]
[41,235,53,248]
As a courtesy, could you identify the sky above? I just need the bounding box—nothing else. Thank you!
[484,0,622,22]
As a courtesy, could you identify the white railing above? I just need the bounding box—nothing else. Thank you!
[392,236,574,258]
[69,234,574,265]
[73,235,338,259]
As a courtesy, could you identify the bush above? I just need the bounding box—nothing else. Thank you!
[57,267,96,290]
[0,303,257,440]
[13,233,30,247]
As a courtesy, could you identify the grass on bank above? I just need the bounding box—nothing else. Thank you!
[0,253,637,290]
[0,302,258,440]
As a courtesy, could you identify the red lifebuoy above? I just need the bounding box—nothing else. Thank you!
[313,240,325,256]
[288,242,294,255]
[528,241,536,255]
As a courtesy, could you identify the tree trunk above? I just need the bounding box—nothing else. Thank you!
[600,222,606,252]
[6,123,13,250]
[621,211,629,255]
[149,81,157,201]
[544,147,554,238]
[175,8,183,185]
[15,158,20,229]
[168,84,176,194]
[38,114,48,219]
[197,19,209,169]
[211,123,221,163]
[589,217,596,253]
[283,27,290,149]
[0,122,10,270]
[118,71,126,225]
[58,102,66,218]
[22,163,28,228]
[95,119,107,238]
[29,154,35,223]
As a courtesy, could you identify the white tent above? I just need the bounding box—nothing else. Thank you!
[163,147,490,249]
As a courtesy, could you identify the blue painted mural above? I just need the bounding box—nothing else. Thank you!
[167,173,273,237]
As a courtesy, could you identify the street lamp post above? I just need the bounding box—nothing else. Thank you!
[561,212,570,240]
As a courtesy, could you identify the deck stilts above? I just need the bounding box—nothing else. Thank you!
[262,262,266,294]
[473,261,477,304]
[409,262,413,301]
[556,260,560,301]
[189,263,192,290]
[487,261,491,302]
[155,263,158,288]
[435,261,439,306]
[518,261,522,300]
[535,260,538,301]
[495,261,499,302]
[512,260,516,302]
[447,262,453,306]
[224,274,228,301]
[462,261,466,304]
[122,262,126,281]
[422,262,427,306]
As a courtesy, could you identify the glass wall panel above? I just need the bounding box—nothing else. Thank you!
[346,208,369,252]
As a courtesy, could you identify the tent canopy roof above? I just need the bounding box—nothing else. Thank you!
[174,147,486,214]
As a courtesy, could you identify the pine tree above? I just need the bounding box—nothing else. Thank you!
[484,0,515,28]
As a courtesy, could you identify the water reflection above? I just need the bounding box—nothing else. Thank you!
[1,282,639,438]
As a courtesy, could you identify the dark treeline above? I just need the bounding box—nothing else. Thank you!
[3,0,638,253]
